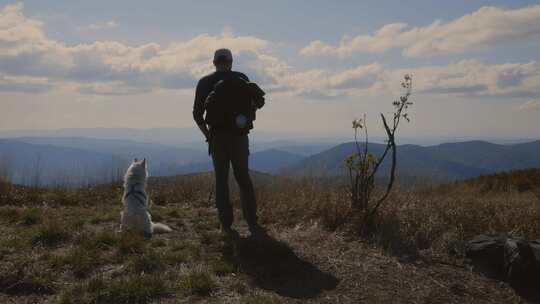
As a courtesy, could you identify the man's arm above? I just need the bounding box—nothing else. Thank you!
[193,78,210,141]
[197,123,210,142]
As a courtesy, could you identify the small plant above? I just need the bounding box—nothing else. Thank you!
[163,249,190,266]
[1,273,56,296]
[20,208,42,225]
[200,230,221,246]
[210,258,235,276]
[229,279,248,295]
[116,232,147,256]
[151,238,167,248]
[346,74,413,229]
[167,209,182,218]
[59,277,106,304]
[89,210,118,224]
[60,274,170,304]
[171,241,202,259]
[59,247,104,278]
[178,269,217,296]
[85,230,119,250]
[31,220,70,247]
[0,207,20,224]
[242,293,282,304]
[128,250,166,273]
[58,283,87,304]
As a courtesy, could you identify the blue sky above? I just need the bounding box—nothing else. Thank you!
[0,1,539,140]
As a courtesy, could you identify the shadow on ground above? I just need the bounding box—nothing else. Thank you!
[223,232,339,299]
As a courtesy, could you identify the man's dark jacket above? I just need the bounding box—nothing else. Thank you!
[193,71,249,131]
[193,71,264,134]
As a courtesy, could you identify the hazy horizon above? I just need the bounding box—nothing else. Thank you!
[0,126,538,147]
[1,1,539,140]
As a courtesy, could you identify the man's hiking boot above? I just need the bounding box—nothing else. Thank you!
[248,224,267,238]
[221,227,240,240]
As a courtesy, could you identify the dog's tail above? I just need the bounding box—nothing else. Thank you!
[151,222,173,234]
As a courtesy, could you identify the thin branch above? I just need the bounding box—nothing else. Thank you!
[370,131,397,216]
[354,125,362,158]
[366,113,393,182]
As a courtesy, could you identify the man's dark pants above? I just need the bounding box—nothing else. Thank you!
[210,131,258,229]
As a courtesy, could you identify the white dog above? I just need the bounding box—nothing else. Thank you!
[120,158,172,237]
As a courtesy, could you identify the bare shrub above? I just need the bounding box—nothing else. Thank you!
[346,74,413,230]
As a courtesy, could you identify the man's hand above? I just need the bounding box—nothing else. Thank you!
[197,123,211,142]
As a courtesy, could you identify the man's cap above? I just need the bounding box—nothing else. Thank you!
[213,48,233,63]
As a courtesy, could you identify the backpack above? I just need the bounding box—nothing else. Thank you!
[204,76,264,132]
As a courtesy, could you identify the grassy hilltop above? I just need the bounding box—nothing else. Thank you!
[0,170,539,303]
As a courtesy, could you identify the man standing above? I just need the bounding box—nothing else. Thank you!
[193,48,264,237]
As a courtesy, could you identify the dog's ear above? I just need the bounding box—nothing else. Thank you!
[142,158,146,167]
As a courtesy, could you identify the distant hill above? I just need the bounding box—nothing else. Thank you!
[426,140,540,172]
[284,140,540,181]
[0,137,304,186]
[12,137,207,176]
[250,149,304,173]
[3,136,539,187]
[0,128,203,147]
[0,139,126,187]
[166,149,304,175]
[0,128,344,152]
[437,168,540,193]
[272,143,339,156]
[250,141,340,156]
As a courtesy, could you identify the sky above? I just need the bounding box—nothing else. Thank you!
[0,0,539,141]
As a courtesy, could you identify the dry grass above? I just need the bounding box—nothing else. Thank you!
[251,173,540,260]
[0,170,537,303]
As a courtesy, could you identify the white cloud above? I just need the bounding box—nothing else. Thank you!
[384,60,540,98]
[518,99,540,111]
[0,3,288,95]
[86,20,117,31]
[278,60,540,99]
[77,81,150,96]
[280,63,384,98]
[300,5,540,57]
[0,3,46,47]
[0,2,539,102]
[0,73,52,93]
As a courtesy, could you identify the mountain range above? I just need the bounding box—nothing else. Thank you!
[0,133,539,187]
[285,140,540,181]
[0,128,346,152]
[0,137,305,186]
[0,139,122,187]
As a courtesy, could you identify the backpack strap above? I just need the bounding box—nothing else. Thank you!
[124,184,147,209]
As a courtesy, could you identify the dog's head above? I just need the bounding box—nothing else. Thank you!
[124,158,148,185]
